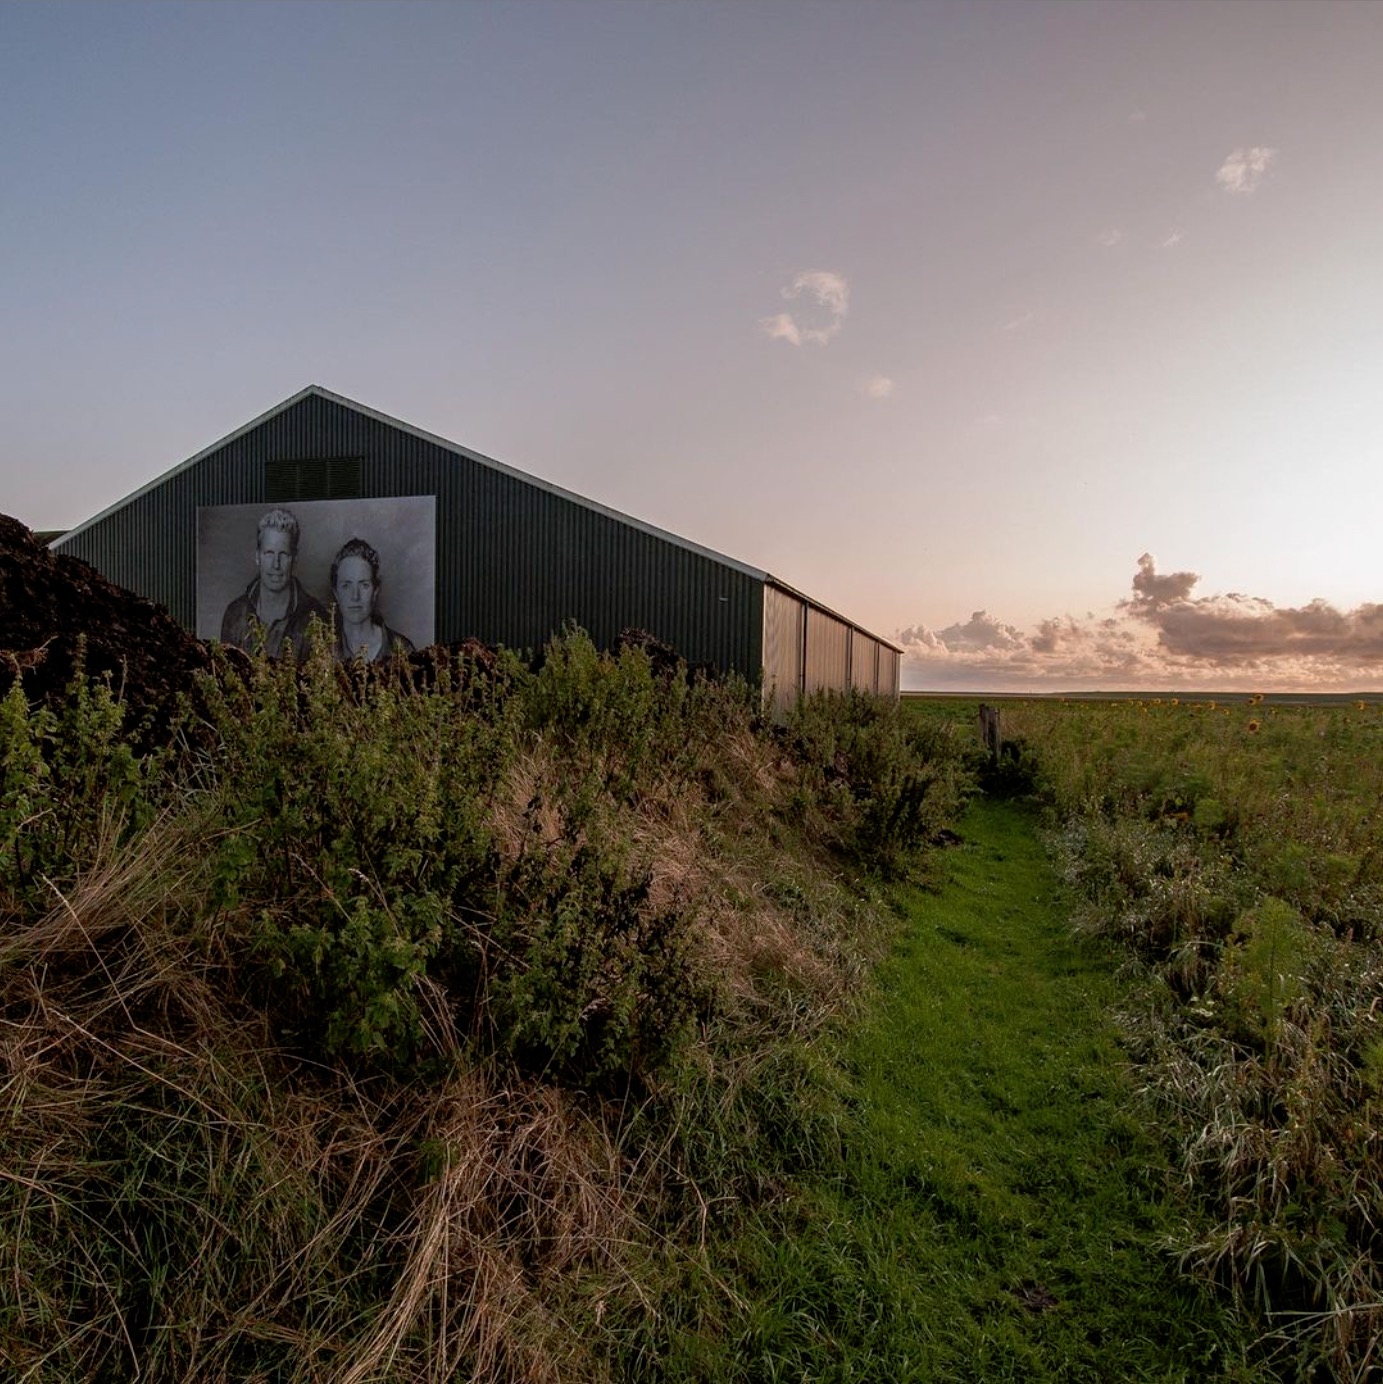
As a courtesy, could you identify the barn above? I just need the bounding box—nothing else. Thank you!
[51,386,900,706]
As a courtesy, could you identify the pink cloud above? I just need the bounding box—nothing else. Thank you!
[899,555,1383,691]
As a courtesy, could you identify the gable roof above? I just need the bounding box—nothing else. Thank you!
[54,385,768,581]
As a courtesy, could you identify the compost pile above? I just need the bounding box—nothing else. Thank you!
[0,515,512,741]
[0,514,211,743]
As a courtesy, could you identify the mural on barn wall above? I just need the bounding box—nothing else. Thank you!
[196,496,436,661]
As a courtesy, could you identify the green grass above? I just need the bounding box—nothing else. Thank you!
[656,797,1252,1381]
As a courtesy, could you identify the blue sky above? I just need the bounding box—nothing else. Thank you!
[4,1,1382,688]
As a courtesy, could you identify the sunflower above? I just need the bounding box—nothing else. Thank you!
[1247,718,1261,734]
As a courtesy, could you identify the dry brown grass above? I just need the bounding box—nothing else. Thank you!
[487,725,877,1048]
[0,815,654,1383]
[338,1069,636,1384]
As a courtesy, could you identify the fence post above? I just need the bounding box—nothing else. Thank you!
[978,703,1001,763]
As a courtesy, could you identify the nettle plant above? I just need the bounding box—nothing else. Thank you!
[0,650,164,905]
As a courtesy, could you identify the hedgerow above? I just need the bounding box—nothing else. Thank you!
[0,629,964,1380]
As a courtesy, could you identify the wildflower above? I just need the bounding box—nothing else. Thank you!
[1247,718,1261,734]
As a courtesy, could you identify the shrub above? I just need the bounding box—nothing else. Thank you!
[1216,897,1318,1051]
[0,647,163,905]
[785,688,972,878]
[193,631,756,1084]
[197,638,513,1063]
[493,840,702,1085]
[0,627,970,1378]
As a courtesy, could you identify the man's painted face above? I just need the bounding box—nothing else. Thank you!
[334,554,376,627]
[256,527,294,594]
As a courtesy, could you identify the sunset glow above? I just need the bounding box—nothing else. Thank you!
[3,2,1379,690]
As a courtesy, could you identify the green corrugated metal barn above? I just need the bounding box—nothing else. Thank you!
[51,386,900,703]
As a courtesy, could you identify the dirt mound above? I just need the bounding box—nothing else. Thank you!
[0,515,211,747]
[0,516,512,747]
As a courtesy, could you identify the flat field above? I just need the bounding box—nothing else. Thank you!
[905,692,1383,1380]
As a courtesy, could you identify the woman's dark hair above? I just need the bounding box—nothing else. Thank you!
[330,537,381,593]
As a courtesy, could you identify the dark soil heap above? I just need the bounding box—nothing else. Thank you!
[0,515,210,746]
[0,516,687,751]
[0,515,513,743]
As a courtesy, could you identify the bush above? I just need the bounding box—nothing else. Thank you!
[0,647,164,905]
[785,688,972,878]
[493,841,702,1085]
[196,638,515,1063]
[194,633,749,1083]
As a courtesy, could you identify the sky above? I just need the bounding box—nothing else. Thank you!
[3,0,1382,691]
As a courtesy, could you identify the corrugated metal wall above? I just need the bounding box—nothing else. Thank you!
[848,631,878,693]
[803,606,849,693]
[878,645,900,697]
[55,392,764,676]
[761,584,805,714]
[764,580,902,705]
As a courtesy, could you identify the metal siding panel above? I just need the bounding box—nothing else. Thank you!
[804,607,849,693]
[762,586,805,714]
[878,646,900,698]
[850,634,877,692]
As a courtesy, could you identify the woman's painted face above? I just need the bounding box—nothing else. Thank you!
[334,554,376,626]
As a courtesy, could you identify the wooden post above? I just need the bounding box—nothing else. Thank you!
[978,703,1001,762]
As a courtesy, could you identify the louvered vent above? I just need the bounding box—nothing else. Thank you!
[264,457,363,502]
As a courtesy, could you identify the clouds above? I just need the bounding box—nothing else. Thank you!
[760,269,850,347]
[1216,146,1278,195]
[1125,555,1383,666]
[897,609,1146,692]
[761,270,897,401]
[1128,551,1199,609]
[934,610,1026,652]
[899,556,1383,691]
[1080,145,1276,261]
[760,313,804,346]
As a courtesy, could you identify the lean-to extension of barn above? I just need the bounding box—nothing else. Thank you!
[52,386,900,706]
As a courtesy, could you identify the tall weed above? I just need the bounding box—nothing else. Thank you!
[1008,696,1383,1377]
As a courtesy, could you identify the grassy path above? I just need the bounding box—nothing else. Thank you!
[677,797,1249,1381]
